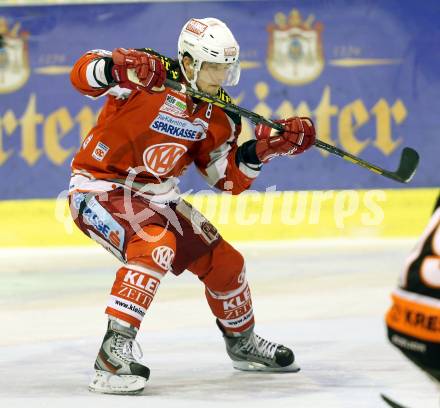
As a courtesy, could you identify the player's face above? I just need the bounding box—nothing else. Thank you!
[196,62,232,95]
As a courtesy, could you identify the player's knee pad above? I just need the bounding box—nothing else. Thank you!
[126,224,176,273]
[106,225,176,328]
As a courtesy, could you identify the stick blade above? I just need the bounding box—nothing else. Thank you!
[380,394,410,408]
[394,147,420,183]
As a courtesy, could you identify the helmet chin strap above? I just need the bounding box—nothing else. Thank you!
[179,58,200,91]
[189,70,199,91]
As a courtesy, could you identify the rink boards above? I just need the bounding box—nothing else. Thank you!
[1,187,437,247]
[0,1,439,200]
[1,1,438,246]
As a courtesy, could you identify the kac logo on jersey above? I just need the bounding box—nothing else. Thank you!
[92,142,109,161]
[143,142,187,176]
[150,112,207,141]
[152,245,175,271]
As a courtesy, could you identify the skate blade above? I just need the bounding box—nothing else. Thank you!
[232,360,301,373]
[88,370,147,395]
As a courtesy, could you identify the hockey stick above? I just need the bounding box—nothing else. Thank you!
[128,70,419,183]
[380,393,410,408]
[163,79,419,183]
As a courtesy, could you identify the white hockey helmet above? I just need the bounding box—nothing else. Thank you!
[178,17,240,90]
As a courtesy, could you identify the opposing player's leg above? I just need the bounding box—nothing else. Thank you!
[386,195,440,385]
[386,289,440,383]
[188,239,299,372]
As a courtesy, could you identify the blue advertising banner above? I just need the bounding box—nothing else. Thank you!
[0,1,439,199]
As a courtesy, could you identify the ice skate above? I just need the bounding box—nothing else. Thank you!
[217,320,300,372]
[88,317,149,395]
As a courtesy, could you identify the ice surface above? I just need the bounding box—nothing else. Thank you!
[0,239,438,408]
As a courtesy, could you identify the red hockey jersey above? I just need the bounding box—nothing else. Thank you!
[69,50,260,199]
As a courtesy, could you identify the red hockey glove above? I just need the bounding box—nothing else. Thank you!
[254,117,316,163]
[111,48,166,93]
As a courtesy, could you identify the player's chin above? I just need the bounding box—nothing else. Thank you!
[204,85,221,95]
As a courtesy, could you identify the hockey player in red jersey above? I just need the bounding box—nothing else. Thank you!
[386,193,440,383]
[69,17,316,394]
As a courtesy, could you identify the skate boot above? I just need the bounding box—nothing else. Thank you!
[217,320,300,372]
[89,317,150,395]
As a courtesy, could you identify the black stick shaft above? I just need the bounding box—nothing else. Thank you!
[164,79,419,183]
